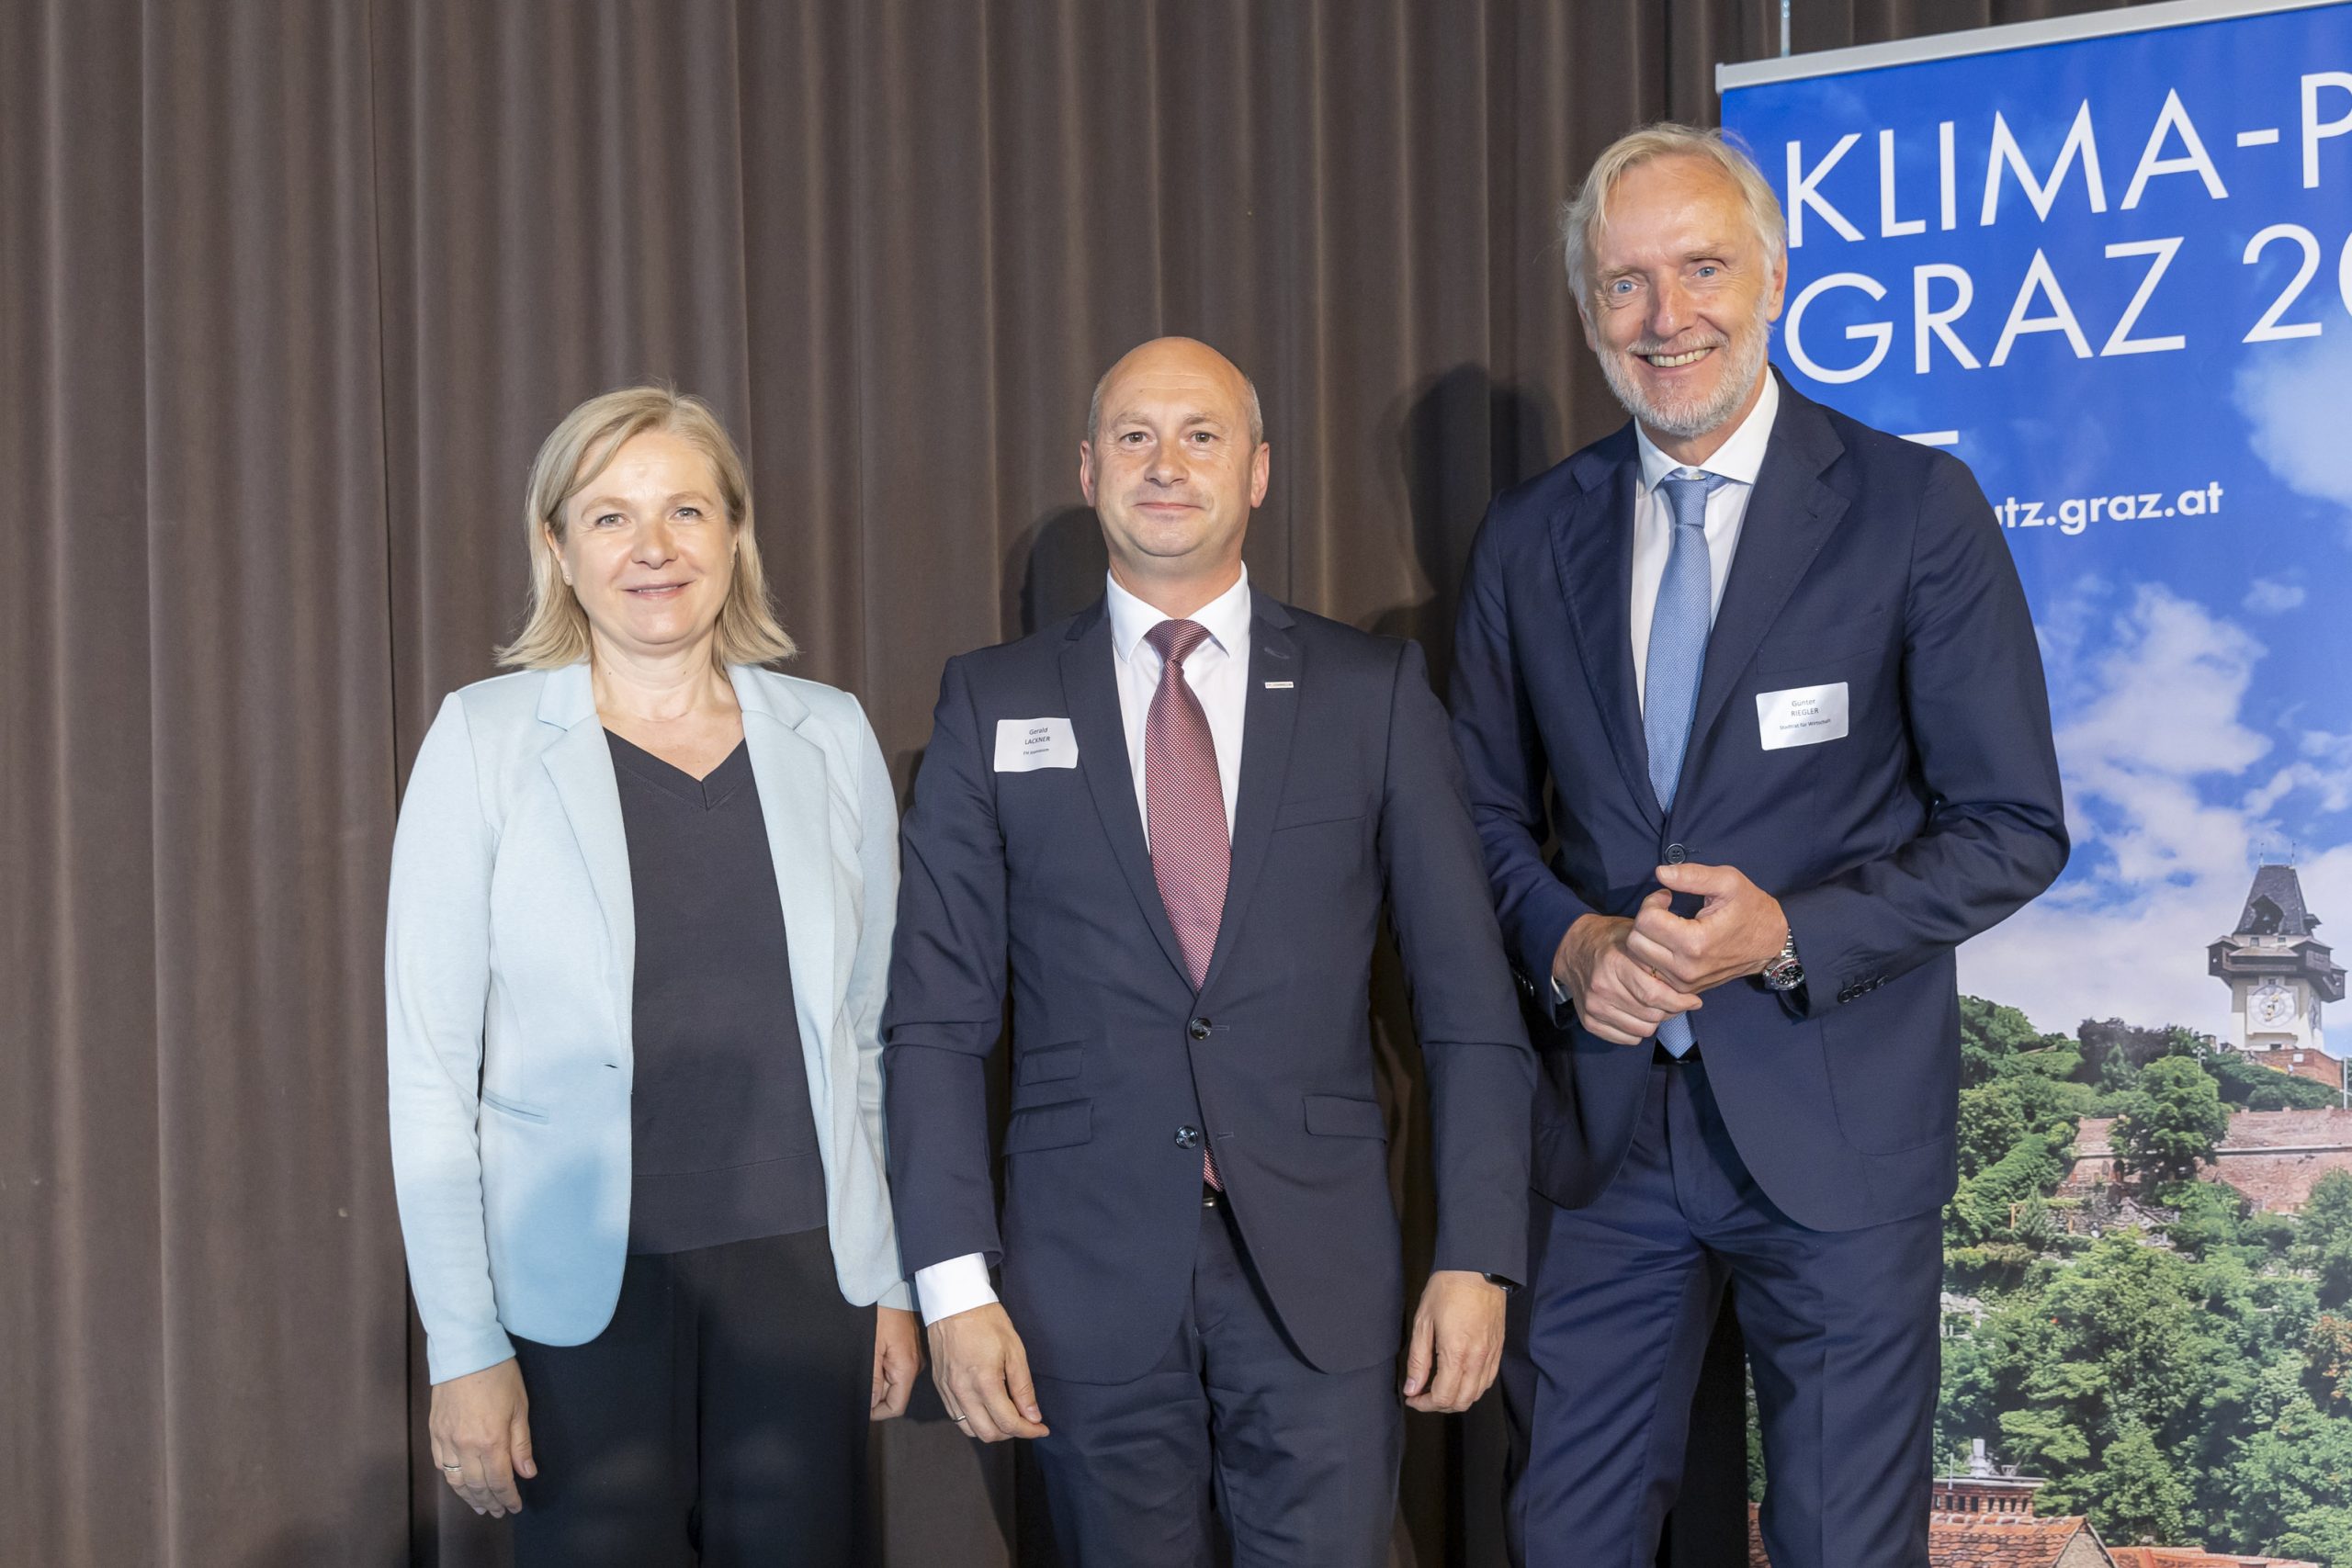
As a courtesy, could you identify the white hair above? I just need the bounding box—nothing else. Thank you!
[1559,123,1786,313]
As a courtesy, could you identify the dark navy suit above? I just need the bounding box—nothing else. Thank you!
[886,590,1533,1563]
[1449,376,2066,1567]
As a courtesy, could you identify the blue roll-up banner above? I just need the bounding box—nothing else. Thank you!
[1724,0,2352,1043]
[1721,4,2352,1556]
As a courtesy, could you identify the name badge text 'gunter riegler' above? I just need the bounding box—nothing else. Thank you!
[1755,682,1849,751]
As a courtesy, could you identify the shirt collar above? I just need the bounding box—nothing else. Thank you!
[1634,369,1781,494]
[1107,564,1255,664]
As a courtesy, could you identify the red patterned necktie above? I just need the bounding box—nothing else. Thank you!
[1144,618,1229,1188]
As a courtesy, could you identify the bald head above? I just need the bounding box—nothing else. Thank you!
[1086,336,1264,447]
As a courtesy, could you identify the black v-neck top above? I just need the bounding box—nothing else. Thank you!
[605,729,826,1254]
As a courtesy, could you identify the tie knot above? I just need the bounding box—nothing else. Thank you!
[1660,469,1725,530]
[1146,618,1214,668]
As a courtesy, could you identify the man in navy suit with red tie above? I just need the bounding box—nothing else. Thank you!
[1449,127,2068,1568]
[884,337,1535,1565]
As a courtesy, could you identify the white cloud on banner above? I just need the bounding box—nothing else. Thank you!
[2245,730,2352,817]
[2243,576,2306,615]
[1959,584,2352,1040]
[2233,333,2352,523]
[2055,585,2267,884]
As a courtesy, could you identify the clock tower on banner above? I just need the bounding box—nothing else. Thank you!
[2210,863,2346,1057]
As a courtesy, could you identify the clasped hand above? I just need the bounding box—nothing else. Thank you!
[1553,861,1789,1047]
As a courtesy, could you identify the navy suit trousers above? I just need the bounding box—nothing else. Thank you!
[1031,1193,1403,1567]
[1502,1055,1941,1568]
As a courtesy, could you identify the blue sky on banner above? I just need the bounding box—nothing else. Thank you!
[1722,4,2352,1041]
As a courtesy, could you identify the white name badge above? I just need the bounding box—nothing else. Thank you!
[994,716,1080,772]
[1755,682,1849,750]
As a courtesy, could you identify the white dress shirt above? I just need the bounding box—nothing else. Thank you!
[1627,372,1780,708]
[914,568,1256,1325]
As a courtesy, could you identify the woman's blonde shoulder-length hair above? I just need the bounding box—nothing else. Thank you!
[497,385,797,671]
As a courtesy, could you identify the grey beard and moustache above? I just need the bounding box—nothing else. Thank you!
[1597,309,1773,441]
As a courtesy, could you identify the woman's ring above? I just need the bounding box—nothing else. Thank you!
[441,1461,464,1472]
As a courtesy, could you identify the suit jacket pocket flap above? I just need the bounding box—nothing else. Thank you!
[1017,1044,1084,1086]
[1303,1093,1387,1139]
[480,1089,549,1123]
[1002,1099,1093,1154]
[1274,793,1368,830]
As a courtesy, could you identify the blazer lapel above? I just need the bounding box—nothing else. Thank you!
[1059,604,1193,986]
[1552,435,1664,831]
[733,667,838,1072]
[537,664,638,1038]
[1198,594,1300,998]
[1677,389,1851,799]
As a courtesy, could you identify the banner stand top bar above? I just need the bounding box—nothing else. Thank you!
[1717,0,2344,93]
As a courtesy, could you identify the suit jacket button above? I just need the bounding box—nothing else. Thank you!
[1187,1017,1212,1042]
[1664,842,1688,864]
[1175,1125,1202,1149]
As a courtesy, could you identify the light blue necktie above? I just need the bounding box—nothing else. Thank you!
[1645,469,1727,1057]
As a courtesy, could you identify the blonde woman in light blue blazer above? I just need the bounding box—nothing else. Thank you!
[387,387,918,1562]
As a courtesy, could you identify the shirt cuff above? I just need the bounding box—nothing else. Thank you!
[914,1253,998,1325]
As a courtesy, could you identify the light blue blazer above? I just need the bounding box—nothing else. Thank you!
[386,661,912,1385]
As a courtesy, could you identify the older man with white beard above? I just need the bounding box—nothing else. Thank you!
[1448,126,2067,1568]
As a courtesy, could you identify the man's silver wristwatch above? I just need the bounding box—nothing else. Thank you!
[1759,930,1804,993]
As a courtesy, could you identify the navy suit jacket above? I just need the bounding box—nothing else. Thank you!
[1449,376,2067,1232]
[885,591,1534,1384]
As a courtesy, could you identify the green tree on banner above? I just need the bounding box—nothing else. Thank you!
[2113,1056,2232,1187]
[2303,1171,2352,1312]
[2094,1421,2191,1546]
[1900,1001,2352,1565]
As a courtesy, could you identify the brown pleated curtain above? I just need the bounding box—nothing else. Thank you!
[3,1,2147,1563]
